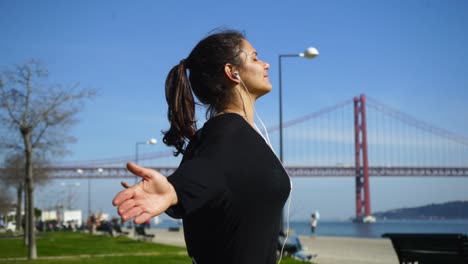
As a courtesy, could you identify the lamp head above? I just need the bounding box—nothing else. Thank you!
[300,47,319,59]
[148,138,157,145]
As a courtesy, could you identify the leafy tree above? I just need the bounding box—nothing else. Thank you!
[0,59,96,259]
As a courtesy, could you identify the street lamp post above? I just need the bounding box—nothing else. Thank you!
[278,47,319,163]
[61,181,80,210]
[134,138,157,184]
[76,169,88,216]
[83,168,103,218]
[278,47,319,234]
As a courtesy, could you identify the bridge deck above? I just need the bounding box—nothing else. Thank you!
[3,166,465,179]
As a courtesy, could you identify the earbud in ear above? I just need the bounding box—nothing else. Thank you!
[233,72,239,79]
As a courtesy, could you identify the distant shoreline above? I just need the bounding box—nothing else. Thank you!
[373,200,468,219]
[285,219,468,238]
[288,218,468,222]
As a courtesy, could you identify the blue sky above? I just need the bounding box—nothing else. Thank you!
[1,0,467,221]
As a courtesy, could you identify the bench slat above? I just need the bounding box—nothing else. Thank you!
[382,233,468,264]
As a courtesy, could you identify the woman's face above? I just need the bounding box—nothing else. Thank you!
[237,39,271,99]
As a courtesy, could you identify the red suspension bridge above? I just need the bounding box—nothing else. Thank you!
[3,94,468,221]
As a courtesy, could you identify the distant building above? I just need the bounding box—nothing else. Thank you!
[41,210,82,227]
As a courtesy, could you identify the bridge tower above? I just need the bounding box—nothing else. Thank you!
[353,94,375,223]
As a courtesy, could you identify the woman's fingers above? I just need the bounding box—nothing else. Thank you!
[117,199,136,215]
[121,181,131,189]
[134,212,152,224]
[112,188,134,206]
[127,162,154,181]
[121,207,143,222]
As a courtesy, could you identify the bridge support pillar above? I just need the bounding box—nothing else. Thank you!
[354,94,374,223]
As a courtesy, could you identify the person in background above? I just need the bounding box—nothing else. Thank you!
[310,213,318,236]
[112,29,291,264]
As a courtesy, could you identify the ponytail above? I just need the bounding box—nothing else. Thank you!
[162,60,196,156]
[162,30,245,156]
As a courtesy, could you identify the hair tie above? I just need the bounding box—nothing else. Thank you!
[179,59,186,68]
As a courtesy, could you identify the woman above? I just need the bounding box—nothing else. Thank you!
[112,30,291,264]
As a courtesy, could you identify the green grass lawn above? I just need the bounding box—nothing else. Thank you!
[0,231,311,263]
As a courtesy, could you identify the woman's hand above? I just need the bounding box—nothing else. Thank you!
[112,162,178,224]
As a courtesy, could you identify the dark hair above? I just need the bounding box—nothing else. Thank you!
[162,29,245,156]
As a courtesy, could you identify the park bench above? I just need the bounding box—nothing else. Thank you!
[95,221,113,236]
[382,233,468,264]
[168,226,180,232]
[112,224,129,236]
[134,225,155,242]
[278,234,316,262]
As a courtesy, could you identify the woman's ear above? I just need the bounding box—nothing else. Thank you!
[224,64,240,83]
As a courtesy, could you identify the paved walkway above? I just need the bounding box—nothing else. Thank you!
[300,236,399,264]
[144,228,400,264]
[147,228,187,247]
[0,251,187,262]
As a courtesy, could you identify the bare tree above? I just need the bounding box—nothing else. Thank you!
[0,59,96,259]
[0,182,13,219]
[0,154,24,233]
[0,153,50,234]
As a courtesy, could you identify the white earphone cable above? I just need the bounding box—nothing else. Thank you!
[237,76,292,264]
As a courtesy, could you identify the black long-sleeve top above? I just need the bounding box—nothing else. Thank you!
[166,113,291,264]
